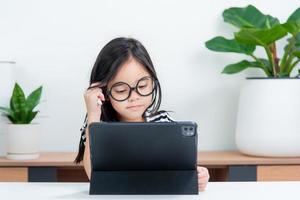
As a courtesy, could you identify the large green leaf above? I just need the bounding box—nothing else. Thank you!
[283,21,300,36]
[265,15,280,28]
[234,25,287,46]
[283,8,300,35]
[26,86,42,111]
[223,5,279,29]
[10,83,27,113]
[222,60,262,74]
[287,7,300,22]
[205,36,255,55]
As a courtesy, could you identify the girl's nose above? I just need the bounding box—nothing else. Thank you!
[128,89,140,102]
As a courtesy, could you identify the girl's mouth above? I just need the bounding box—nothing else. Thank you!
[126,105,143,109]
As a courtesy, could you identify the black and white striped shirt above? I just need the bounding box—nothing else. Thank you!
[79,110,174,145]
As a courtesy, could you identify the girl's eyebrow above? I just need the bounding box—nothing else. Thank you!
[112,82,127,86]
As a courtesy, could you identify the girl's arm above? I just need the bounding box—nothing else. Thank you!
[82,82,105,179]
[83,115,100,180]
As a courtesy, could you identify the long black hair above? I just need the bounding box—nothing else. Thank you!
[74,37,162,163]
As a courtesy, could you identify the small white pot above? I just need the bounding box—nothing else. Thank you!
[0,61,15,157]
[235,78,300,157]
[5,123,40,160]
[0,120,6,157]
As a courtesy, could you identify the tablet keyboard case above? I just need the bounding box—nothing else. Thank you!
[88,122,198,195]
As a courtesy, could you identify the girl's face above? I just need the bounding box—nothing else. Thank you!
[107,57,154,122]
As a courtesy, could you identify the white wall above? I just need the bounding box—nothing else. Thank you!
[0,0,299,152]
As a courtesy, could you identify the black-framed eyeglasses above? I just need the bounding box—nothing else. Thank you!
[107,76,157,102]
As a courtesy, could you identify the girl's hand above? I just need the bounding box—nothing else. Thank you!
[84,82,106,122]
[197,166,210,192]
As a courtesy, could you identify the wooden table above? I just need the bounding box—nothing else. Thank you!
[1,151,300,182]
[198,151,300,181]
[0,152,87,182]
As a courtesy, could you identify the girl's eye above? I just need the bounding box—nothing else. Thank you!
[138,85,147,89]
[116,90,126,93]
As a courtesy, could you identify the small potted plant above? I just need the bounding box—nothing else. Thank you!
[0,83,43,160]
[205,5,300,157]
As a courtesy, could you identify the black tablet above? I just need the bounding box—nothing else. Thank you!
[89,121,198,195]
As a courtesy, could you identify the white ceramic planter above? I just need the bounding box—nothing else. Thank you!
[235,78,300,157]
[0,61,15,157]
[0,120,6,157]
[5,123,40,160]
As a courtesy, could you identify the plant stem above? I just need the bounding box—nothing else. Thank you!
[264,46,276,77]
[270,43,280,73]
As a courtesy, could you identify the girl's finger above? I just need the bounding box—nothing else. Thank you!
[199,182,207,187]
[96,98,102,106]
[198,177,209,183]
[88,82,105,90]
[198,168,209,176]
[198,176,209,180]
[199,185,206,191]
[198,181,208,186]
[97,94,105,101]
[87,87,102,94]
[91,82,100,85]
[90,82,101,87]
[198,172,209,178]
[197,166,208,172]
[87,88,103,96]
[198,180,208,186]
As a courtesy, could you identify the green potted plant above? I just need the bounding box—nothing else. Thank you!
[205,5,300,157]
[0,83,43,160]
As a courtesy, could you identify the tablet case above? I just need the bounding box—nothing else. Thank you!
[88,121,198,195]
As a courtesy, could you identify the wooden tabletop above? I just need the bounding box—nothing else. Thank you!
[198,151,300,165]
[0,151,300,167]
[0,152,82,167]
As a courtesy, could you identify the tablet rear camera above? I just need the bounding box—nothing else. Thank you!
[182,126,195,137]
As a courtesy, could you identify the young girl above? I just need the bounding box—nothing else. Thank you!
[75,37,209,191]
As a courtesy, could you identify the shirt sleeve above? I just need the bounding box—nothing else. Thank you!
[79,115,88,145]
[146,110,175,122]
